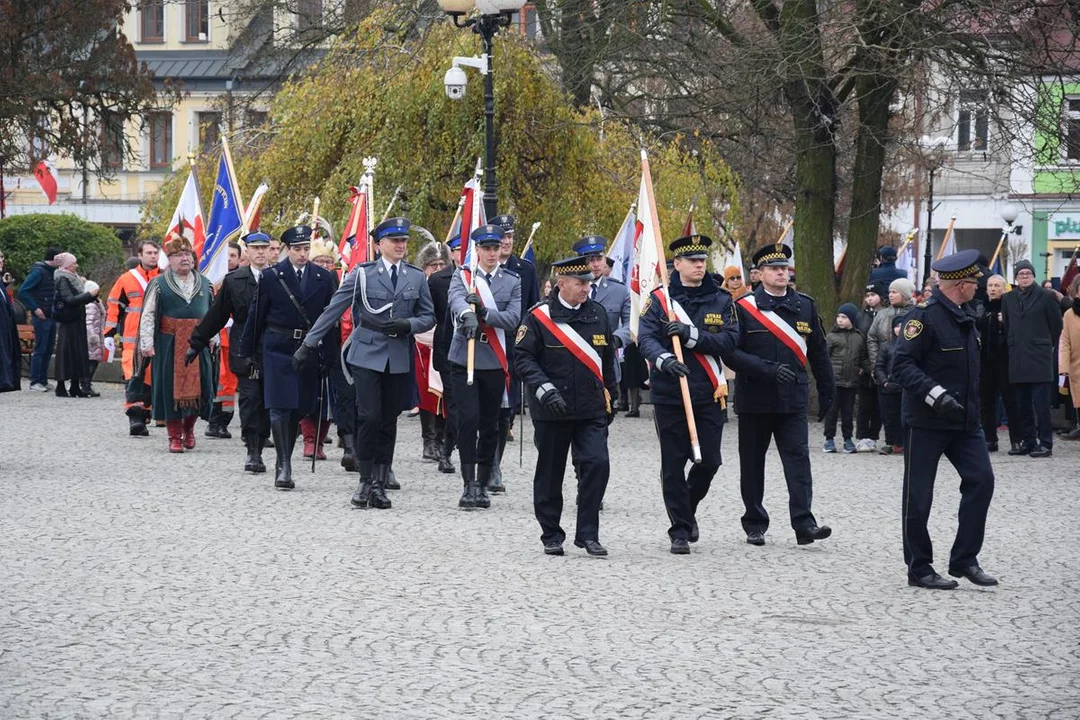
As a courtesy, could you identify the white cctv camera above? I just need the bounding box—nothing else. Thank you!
[444,65,468,101]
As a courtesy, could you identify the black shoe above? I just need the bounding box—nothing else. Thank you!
[205,425,230,439]
[128,417,150,437]
[475,465,492,509]
[458,464,478,509]
[351,477,373,508]
[1007,442,1031,456]
[488,464,505,494]
[81,384,101,398]
[369,467,392,509]
[689,521,700,543]
[670,538,690,555]
[245,448,266,473]
[986,441,998,452]
[1029,446,1052,458]
[543,541,565,556]
[796,524,832,545]
[948,565,999,586]
[625,409,640,418]
[746,531,766,546]
[574,539,608,556]
[384,468,401,490]
[340,435,357,472]
[1064,426,1080,440]
[908,572,959,590]
[54,384,69,398]
[437,456,456,474]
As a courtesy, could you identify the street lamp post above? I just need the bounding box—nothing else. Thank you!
[439,0,526,220]
[920,135,950,287]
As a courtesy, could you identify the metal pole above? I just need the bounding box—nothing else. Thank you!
[0,156,6,219]
[481,20,498,220]
[923,166,935,287]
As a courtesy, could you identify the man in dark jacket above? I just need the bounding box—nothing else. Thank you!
[514,256,617,557]
[17,247,62,391]
[868,246,906,285]
[1002,260,1064,457]
[976,274,1019,452]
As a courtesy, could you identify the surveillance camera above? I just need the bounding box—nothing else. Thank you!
[444,65,467,101]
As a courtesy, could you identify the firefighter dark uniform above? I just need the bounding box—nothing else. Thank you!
[891,249,997,590]
[726,243,836,546]
[188,231,271,474]
[237,225,337,491]
[514,257,617,557]
[638,235,738,554]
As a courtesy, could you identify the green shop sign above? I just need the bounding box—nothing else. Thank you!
[1051,215,1080,237]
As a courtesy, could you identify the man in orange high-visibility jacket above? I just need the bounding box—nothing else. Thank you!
[105,241,160,436]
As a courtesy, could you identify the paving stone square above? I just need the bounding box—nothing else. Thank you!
[1,385,1078,719]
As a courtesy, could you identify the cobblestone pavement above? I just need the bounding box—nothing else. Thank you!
[2,385,1078,719]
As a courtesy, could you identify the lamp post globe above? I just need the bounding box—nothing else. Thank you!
[437,0,477,15]
[475,0,526,15]
[1001,202,1019,226]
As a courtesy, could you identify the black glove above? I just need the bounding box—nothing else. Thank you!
[933,392,966,423]
[540,388,568,417]
[665,321,692,343]
[884,381,901,393]
[774,364,797,384]
[232,355,252,376]
[183,347,199,367]
[380,318,412,336]
[292,344,312,370]
[817,396,833,423]
[459,312,479,339]
[659,357,691,377]
[464,292,482,307]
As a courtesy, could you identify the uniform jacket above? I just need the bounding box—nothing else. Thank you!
[891,290,981,431]
[428,265,455,373]
[503,254,540,313]
[304,258,435,375]
[239,258,337,411]
[726,285,834,414]
[447,265,522,369]
[17,261,56,316]
[638,274,737,406]
[1059,302,1080,409]
[513,292,617,421]
[190,265,260,369]
[826,325,870,388]
[589,276,632,348]
[1002,285,1063,383]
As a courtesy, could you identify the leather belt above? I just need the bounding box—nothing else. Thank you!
[268,324,306,341]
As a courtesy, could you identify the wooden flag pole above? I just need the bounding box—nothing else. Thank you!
[936,216,958,261]
[444,195,466,244]
[380,185,403,224]
[642,149,702,464]
[776,219,794,245]
[519,221,541,260]
[465,159,483,386]
[310,197,321,240]
[988,229,1008,271]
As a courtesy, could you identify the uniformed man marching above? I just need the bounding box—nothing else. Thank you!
[448,224,522,509]
[892,249,997,590]
[238,225,337,490]
[573,235,632,356]
[187,231,272,473]
[514,256,618,557]
[296,217,436,510]
[638,235,738,554]
[727,243,836,546]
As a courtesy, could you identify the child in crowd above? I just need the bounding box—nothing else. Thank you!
[823,303,870,453]
[875,315,905,454]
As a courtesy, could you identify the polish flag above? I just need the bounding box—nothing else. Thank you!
[338,185,369,273]
[629,150,662,340]
[162,169,206,269]
[33,161,58,204]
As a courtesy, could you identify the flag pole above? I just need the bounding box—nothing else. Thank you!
[777,219,794,245]
[465,159,483,386]
[310,196,321,240]
[936,215,957,261]
[988,229,1008,270]
[380,185,403,224]
[187,151,206,230]
[519,222,541,260]
[642,149,702,464]
[444,194,466,244]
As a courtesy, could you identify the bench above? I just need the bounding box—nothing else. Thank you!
[17,324,34,372]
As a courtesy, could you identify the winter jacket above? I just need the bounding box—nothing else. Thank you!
[873,337,902,394]
[1060,301,1080,409]
[1002,285,1063,383]
[86,299,106,362]
[975,297,1008,369]
[867,301,914,369]
[825,325,870,388]
[868,261,906,286]
[17,261,57,316]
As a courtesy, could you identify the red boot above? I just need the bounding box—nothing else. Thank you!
[182,416,197,450]
[314,419,329,460]
[167,420,184,453]
[300,417,316,459]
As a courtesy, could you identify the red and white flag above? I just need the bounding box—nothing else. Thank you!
[162,169,206,270]
[338,185,369,273]
[629,150,661,340]
[33,161,58,205]
[243,183,269,233]
[459,158,485,268]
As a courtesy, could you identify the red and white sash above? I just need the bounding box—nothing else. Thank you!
[737,294,808,366]
[532,303,611,412]
[654,290,728,402]
[462,268,510,397]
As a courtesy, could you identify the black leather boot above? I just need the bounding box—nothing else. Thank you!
[369,465,392,509]
[437,433,456,474]
[340,434,358,472]
[127,407,149,437]
[272,419,294,490]
[475,465,492,509]
[244,436,266,473]
[459,464,478,509]
[384,467,401,490]
[420,412,438,460]
[351,462,374,508]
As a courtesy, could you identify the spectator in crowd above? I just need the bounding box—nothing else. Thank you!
[858,284,883,335]
[414,241,452,461]
[976,274,1019,452]
[51,253,99,397]
[874,315,905,454]
[862,278,915,450]
[83,280,105,397]
[0,249,20,393]
[1059,275,1080,440]
[17,246,62,391]
[748,267,762,289]
[722,266,748,300]
[822,303,869,454]
[868,246,906,285]
[1003,260,1063,457]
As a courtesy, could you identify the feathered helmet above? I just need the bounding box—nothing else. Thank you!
[309,238,341,265]
[415,241,453,269]
[163,232,194,257]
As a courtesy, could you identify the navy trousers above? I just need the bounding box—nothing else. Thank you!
[654,402,724,541]
[738,412,817,534]
[532,417,609,545]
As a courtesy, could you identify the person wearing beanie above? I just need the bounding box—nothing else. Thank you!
[822,303,869,454]
[863,277,917,452]
[17,246,64,391]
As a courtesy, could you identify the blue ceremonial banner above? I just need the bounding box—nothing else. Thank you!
[201,152,244,284]
[522,243,535,264]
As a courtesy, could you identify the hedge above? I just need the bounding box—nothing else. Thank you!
[0,214,126,291]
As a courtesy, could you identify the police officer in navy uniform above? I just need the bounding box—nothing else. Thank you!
[428,234,461,474]
[514,257,617,557]
[238,225,337,490]
[638,235,738,554]
[188,231,272,474]
[726,243,835,546]
[891,249,997,590]
[296,217,436,509]
[490,214,540,492]
[448,224,522,509]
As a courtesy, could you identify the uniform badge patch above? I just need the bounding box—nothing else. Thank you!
[704,313,725,326]
[641,295,652,313]
[796,321,812,335]
[592,334,608,346]
[516,325,528,344]
[903,319,924,340]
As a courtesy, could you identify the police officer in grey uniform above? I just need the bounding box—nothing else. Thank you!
[295,217,436,509]
[448,224,522,509]
[574,235,632,356]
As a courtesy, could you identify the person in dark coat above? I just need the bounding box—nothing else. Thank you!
[427,234,460,474]
[868,246,906,285]
[821,303,869,454]
[874,315,905,454]
[1002,260,1064,457]
[17,246,62,391]
[51,253,99,397]
[975,274,1019,452]
[238,225,338,490]
[0,249,21,393]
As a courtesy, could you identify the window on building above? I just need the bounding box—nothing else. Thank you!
[140,0,165,43]
[1064,97,1080,161]
[197,112,221,153]
[246,110,268,129]
[186,0,209,42]
[148,112,172,169]
[512,4,539,38]
[101,113,125,170]
[957,89,988,152]
[298,0,323,35]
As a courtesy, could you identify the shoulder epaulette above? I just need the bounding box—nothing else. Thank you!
[796,291,816,303]
[403,262,422,272]
[500,267,520,278]
[917,298,933,308]
[527,299,549,314]
[356,260,377,268]
[606,277,625,286]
